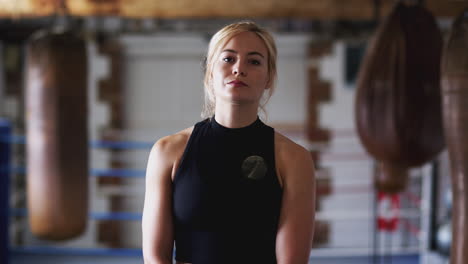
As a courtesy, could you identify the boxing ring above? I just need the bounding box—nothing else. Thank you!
[0,119,438,264]
[0,119,144,262]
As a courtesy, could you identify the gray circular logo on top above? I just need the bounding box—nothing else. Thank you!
[242,155,267,180]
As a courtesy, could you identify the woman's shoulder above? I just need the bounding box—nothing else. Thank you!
[150,126,194,162]
[274,131,314,184]
[274,131,311,159]
[145,126,195,182]
[153,118,210,152]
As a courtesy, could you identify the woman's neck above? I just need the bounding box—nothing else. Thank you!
[214,103,259,128]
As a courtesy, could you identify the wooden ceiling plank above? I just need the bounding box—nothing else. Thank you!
[0,0,466,19]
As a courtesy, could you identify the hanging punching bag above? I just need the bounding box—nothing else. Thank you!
[26,28,88,240]
[441,10,468,264]
[355,2,444,193]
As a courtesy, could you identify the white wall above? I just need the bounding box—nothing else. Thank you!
[115,32,313,248]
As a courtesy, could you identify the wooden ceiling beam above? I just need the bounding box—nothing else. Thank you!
[0,0,466,19]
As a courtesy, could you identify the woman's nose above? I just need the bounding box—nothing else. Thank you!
[233,69,246,76]
[232,63,246,76]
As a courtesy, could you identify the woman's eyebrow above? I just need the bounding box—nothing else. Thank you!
[222,49,265,58]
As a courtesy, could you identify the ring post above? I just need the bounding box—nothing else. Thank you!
[0,119,11,264]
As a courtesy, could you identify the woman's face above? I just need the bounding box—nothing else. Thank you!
[211,31,270,107]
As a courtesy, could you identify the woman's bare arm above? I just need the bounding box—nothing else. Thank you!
[142,132,190,264]
[275,133,316,264]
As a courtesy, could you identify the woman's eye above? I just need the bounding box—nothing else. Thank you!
[250,59,261,65]
[223,57,234,63]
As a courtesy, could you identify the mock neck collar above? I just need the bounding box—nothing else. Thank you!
[210,116,263,133]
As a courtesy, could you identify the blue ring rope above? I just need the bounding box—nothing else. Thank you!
[91,168,146,178]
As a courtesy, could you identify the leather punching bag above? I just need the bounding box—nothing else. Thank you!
[26,29,88,240]
[441,10,468,264]
[355,3,445,193]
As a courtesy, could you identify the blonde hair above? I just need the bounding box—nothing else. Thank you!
[201,21,278,118]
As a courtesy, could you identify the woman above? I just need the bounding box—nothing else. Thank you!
[142,21,315,264]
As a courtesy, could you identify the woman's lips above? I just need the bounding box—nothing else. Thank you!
[228,80,247,87]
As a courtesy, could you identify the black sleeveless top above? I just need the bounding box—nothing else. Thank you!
[172,117,283,264]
